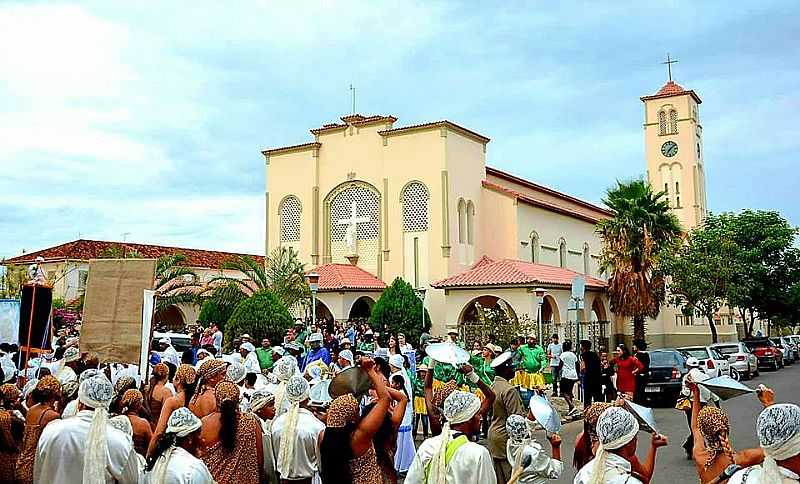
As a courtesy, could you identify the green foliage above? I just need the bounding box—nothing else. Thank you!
[207,246,309,314]
[97,244,142,259]
[596,179,682,340]
[663,215,738,343]
[225,290,294,350]
[52,297,67,310]
[0,264,27,298]
[153,253,201,314]
[369,277,430,345]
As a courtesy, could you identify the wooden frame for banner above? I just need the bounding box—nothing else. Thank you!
[18,283,54,372]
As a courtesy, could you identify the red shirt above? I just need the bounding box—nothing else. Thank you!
[614,356,643,393]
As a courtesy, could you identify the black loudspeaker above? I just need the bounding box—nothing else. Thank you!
[18,284,53,352]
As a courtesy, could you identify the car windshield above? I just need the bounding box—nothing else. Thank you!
[650,351,684,366]
[714,345,739,355]
[684,349,709,359]
[710,348,725,359]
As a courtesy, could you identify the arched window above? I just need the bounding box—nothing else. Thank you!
[669,109,678,134]
[559,238,567,268]
[530,231,540,263]
[402,182,429,232]
[457,199,466,244]
[583,243,590,275]
[466,201,475,245]
[658,111,667,136]
[279,196,302,243]
[697,143,701,160]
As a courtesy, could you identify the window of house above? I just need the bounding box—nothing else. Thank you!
[530,231,540,263]
[669,109,678,134]
[559,239,567,268]
[457,199,466,244]
[402,182,429,232]
[466,201,475,245]
[279,196,302,243]
[658,111,667,135]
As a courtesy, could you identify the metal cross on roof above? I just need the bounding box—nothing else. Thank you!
[662,53,678,81]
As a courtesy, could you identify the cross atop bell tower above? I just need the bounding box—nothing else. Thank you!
[662,53,678,81]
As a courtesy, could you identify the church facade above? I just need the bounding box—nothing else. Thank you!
[263,79,738,347]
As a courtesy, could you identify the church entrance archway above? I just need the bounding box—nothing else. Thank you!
[590,297,607,322]
[458,295,524,347]
[348,296,375,322]
[541,295,560,323]
[154,305,186,331]
[314,299,334,327]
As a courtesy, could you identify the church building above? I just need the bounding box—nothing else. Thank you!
[263,77,738,347]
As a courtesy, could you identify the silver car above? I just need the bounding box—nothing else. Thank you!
[711,342,759,380]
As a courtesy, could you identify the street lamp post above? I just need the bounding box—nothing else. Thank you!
[306,271,319,327]
[535,287,546,343]
[415,287,427,332]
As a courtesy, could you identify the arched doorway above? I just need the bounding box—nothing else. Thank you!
[348,296,375,321]
[458,295,521,347]
[314,299,334,327]
[154,305,186,331]
[590,297,607,322]
[541,295,560,323]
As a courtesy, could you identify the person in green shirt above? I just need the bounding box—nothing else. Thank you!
[468,343,500,386]
[516,335,547,389]
[356,329,377,353]
[255,337,275,372]
[294,321,309,347]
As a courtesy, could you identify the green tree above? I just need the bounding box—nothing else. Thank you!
[720,210,799,336]
[664,215,737,343]
[207,246,310,313]
[596,179,682,341]
[0,264,28,298]
[225,290,294,350]
[98,244,143,259]
[153,254,201,313]
[369,277,431,346]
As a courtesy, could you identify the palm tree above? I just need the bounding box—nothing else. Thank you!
[154,254,202,313]
[205,246,310,314]
[596,179,682,341]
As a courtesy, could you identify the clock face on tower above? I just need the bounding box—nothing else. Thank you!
[661,141,678,157]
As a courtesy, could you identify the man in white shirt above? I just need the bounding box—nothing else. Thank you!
[211,324,223,353]
[729,403,800,483]
[54,346,80,384]
[406,390,497,484]
[574,406,668,484]
[34,374,139,484]
[144,407,213,484]
[546,334,562,397]
[559,340,580,417]
[271,375,325,482]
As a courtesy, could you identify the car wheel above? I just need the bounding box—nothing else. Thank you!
[730,368,740,382]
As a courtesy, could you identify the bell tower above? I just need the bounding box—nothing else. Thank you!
[641,67,707,231]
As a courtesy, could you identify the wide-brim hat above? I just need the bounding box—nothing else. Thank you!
[484,343,502,355]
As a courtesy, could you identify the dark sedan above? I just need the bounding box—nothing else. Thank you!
[643,349,688,404]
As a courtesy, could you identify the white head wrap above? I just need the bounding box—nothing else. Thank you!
[0,357,16,382]
[64,346,80,363]
[278,376,310,474]
[249,388,275,412]
[22,378,38,398]
[158,337,172,346]
[429,391,481,484]
[388,354,405,370]
[151,407,203,484]
[240,342,256,353]
[756,403,800,483]
[226,362,246,384]
[109,415,133,438]
[273,355,299,416]
[78,375,114,484]
[79,368,101,383]
[589,406,639,484]
[338,350,354,366]
[506,415,539,475]
[272,346,286,357]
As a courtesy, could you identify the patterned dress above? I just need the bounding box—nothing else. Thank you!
[0,409,25,484]
[202,412,261,484]
[349,444,384,484]
[14,408,58,484]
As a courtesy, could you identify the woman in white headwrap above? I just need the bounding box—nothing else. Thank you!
[406,390,496,484]
[34,375,139,484]
[144,407,213,484]
[729,402,800,483]
[272,355,299,416]
[504,414,563,483]
[574,406,667,484]
[271,374,326,483]
[249,388,279,484]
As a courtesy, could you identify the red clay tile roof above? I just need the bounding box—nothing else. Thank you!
[309,263,387,292]
[432,258,606,290]
[3,239,264,268]
[640,80,702,104]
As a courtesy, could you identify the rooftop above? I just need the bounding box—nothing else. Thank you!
[640,80,702,104]
[3,239,264,268]
[309,263,387,292]
[432,257,606,290]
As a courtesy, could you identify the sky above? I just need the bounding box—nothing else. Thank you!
[1,1,798,258]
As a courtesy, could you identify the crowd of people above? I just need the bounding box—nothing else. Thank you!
[0,320,798,484]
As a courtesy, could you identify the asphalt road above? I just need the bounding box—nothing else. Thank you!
[544,362,799,483]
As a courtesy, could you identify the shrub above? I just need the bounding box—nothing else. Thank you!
[224,290,293,351]
[369,277,431,346]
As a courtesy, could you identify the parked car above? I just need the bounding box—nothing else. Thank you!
[744,338,783,371]
[644,349,688,404]
[790,336,800,360]
[780,336,799,362]
[678,346,732,379]
[710,342,759,380]
[152,331,192,353]
[770,337,796,365]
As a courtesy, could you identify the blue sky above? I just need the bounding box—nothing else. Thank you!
[1,1,798,258]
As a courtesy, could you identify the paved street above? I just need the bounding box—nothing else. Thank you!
[542,363,799,483]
